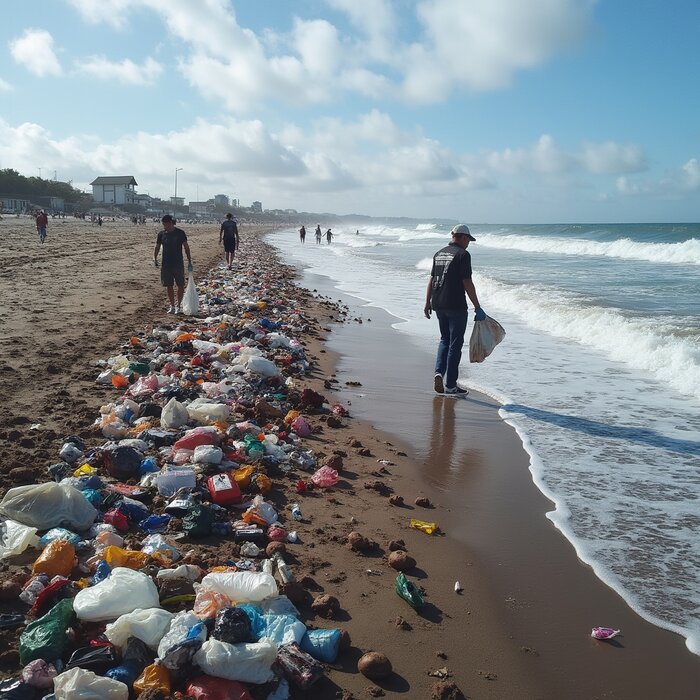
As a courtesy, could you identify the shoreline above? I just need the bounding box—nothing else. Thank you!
[0,218,696,699]
[285,259,700,697]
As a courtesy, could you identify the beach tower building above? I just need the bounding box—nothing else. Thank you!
[90,176,138,206]
[251,201,263,213]
[214,194,229,207]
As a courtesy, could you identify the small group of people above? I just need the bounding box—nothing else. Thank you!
[299,224,333,244]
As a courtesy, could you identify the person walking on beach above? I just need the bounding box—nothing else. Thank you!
[35,209,48,243]
[219,213,239,269]
[299,225,306,244]
[154,214,192,314]
[315,225,322,244]
[424,224,486,396]
[326,228,333,244]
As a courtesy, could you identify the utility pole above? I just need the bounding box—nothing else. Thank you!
[174,167,183,214]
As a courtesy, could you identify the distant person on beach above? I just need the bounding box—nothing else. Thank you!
[424,224,486,396]
[219,213,239,269]
[97,215,103,226]
[315,225,322,244]
[326,228,333,244]
[154,214,192,314]
[35,209,48,243]
[299,225,306,244]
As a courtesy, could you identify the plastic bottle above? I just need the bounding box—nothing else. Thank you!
[272,552,295,584]
[290,503,303,521]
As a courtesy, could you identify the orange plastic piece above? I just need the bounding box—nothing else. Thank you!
[242,511,268,527]
[32,540,75,578]
[233,465,254,489]
[102,545,150,569]
[133,663,171,695]
[112,374,129,389]
[252,473,272,493]
[192,589,231,619]
[129,336,140,346]
[284,410,301,425]
[176,333,196,343]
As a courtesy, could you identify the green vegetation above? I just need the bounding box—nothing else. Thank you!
[0,168,87,203]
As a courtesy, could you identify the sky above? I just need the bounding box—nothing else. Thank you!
[0,0,699,223]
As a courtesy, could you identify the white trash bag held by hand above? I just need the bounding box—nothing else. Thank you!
[182,272,199,316]
[469,315,506,363]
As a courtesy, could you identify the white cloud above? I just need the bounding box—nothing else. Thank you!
[64,0,596,109]
[580,141,646,174]
[680,158,700,190]
[9,29,63,77]
[77,56,163,85]
[0,77,13,92]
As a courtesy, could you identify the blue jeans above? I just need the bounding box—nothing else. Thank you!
[434,309,468,389]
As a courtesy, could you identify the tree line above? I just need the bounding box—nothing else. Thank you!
[0,168,86,203]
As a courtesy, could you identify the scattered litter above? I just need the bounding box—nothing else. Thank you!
[591,627,621,640]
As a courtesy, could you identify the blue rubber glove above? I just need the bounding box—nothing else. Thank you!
[187,262,193,273]
[474,308,486,321]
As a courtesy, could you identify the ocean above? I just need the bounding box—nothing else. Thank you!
[267,222,700,654]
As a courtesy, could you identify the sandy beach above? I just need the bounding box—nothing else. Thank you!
[0,216,698,699]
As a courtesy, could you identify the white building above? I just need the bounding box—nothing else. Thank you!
[189,200,215,216]
[90,176,138,205]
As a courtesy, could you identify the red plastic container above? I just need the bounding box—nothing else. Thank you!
[207,473,242,506]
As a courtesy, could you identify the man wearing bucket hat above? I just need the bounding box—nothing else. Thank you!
[424,224,486,395]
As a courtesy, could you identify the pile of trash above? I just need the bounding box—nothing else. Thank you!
[0,260,353,699]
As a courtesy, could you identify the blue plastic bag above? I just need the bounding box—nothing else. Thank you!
[300,628,341,663]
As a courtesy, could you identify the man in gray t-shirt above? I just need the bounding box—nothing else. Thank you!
[154,214,192,315]
[219,213,239,269]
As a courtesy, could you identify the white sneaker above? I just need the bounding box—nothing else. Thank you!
[175,305,183,315]
[167,305,176,314]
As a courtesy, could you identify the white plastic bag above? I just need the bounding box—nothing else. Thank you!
[160,397,189,429]
[0,482,97,531]
[199,571,278,603]
[105,608,174,650]
[53,668,129,699]
[469,315,506,363]
[157,610,207,669]
[186,398,230,423]
[193,445,223,464]
[73,568,160,621]
[0,519,39,559]
[245,356,280,377]
[182,272,199,316]
[193,638,276,684]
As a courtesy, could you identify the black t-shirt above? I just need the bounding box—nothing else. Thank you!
[221,219,238,239]
[429,243,472,310]
[157,227,187,268]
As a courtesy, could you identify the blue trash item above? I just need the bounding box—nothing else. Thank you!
[91,560,111,585]
[237,604,266,640]
[75,474,104,490]
[105,636,152,688]
[81,489,103,508]
[139,514,171,533]
[38,528,81,547]
[300,628,342,663]
[117,497,149,522]
[139,457,159,475]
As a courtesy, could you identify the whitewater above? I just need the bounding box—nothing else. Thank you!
[267,221,700,654]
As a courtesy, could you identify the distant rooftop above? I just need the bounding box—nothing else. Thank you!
[90,176,138,186]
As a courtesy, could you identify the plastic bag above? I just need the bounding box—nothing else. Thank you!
[32,539,75,578]
[19,598,74,665]
[300,628,342,663]
[173,426,221,451]
[410,518,439,535]
[311,466,339,488]
[182,272,199,316]
[0,519,39,559]
[66,645,120,674]
[469,315,506,363]
[0,482,97,531]
[105,608,175,650]
[103,445,142,481]
[0,678,36,699]
[133,663,171,696]
[38,527,81,547]
[395,573,424,610]
[53,667,129,699]
[212,607,252,645]
[290,416,311,437]
[182,503,215,538]
[193,589,231,620]
[193,638,276,684]
[157,611,207,670]
[186,675,254,700]
[102,545,150,570]
[21,659,57,688]
[194,444,224,464]
[245,356,280,377]
[73,568,160,621]
[200,571,278,603]
[160,397,189,429]
[187,399,230,423]
[258,613,306,646]
[105,637,152,688]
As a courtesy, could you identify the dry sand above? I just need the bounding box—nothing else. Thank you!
[0,216,697,698]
